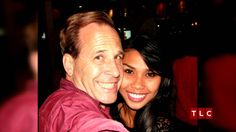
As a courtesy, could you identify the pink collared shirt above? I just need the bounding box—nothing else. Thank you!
[40,78,128,132]
[0,80,38,132]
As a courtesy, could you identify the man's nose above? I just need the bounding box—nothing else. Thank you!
[106,60,120,78]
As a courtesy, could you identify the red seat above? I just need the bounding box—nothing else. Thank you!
[204,54,236,131]
[173,56,198,126]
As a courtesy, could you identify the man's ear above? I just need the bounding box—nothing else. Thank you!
[62,54,74,76]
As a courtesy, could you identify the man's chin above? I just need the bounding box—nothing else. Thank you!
[100,96,117,105]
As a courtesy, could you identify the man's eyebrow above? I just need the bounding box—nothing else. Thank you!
[95,50,124,56]
[116,51,124,57]
[123,63,135,69]
[95,50,106,54]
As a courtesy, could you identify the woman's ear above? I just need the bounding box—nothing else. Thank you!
[62,54,74,76]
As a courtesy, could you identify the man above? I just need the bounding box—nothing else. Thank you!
[39,11,128,132]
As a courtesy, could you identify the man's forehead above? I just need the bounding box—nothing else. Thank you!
[79,44,122,55]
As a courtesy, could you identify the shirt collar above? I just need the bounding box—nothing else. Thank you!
[59,78,110,112]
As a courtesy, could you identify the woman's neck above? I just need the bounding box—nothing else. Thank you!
[118,103,136,128]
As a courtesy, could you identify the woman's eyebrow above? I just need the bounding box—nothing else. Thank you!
[123,63,135,69]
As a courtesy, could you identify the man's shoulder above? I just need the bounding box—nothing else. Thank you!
[40,88,97,115]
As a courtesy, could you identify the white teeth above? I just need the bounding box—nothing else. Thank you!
[98,82,115,89]
[129,93,145,99]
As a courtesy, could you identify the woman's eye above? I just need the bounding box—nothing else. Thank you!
[124,69,133,74]
[146,72,157,77]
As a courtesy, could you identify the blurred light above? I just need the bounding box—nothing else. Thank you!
[108,9,113,18]
[124,8,127,17]
[156,2,166,16]
[212,0,224,7]
[78,5,83,9]
[157,24,160,28]
[191,21,198,26]
[178,0,186,13]
[41,33,46,40]
[0,28,5,37]
[124,30,131,40]
[141,5,146,9]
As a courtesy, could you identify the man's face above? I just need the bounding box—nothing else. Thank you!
[72,23,124,104]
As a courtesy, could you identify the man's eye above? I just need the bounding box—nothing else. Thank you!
[116,54,124,60]
[94,55,103,60]
[124,69,133,74]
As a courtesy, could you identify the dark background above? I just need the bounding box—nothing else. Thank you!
[38,0,236,106]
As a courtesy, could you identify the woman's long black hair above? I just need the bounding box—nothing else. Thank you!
[110,35,173,132]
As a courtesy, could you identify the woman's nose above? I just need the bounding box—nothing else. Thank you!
[132,76,144,90]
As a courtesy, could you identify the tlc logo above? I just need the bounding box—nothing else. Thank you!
[190,108,213,119]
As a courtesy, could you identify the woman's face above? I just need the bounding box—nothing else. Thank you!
[119,49,161,110]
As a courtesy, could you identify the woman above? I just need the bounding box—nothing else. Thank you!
[110,35,174,132]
